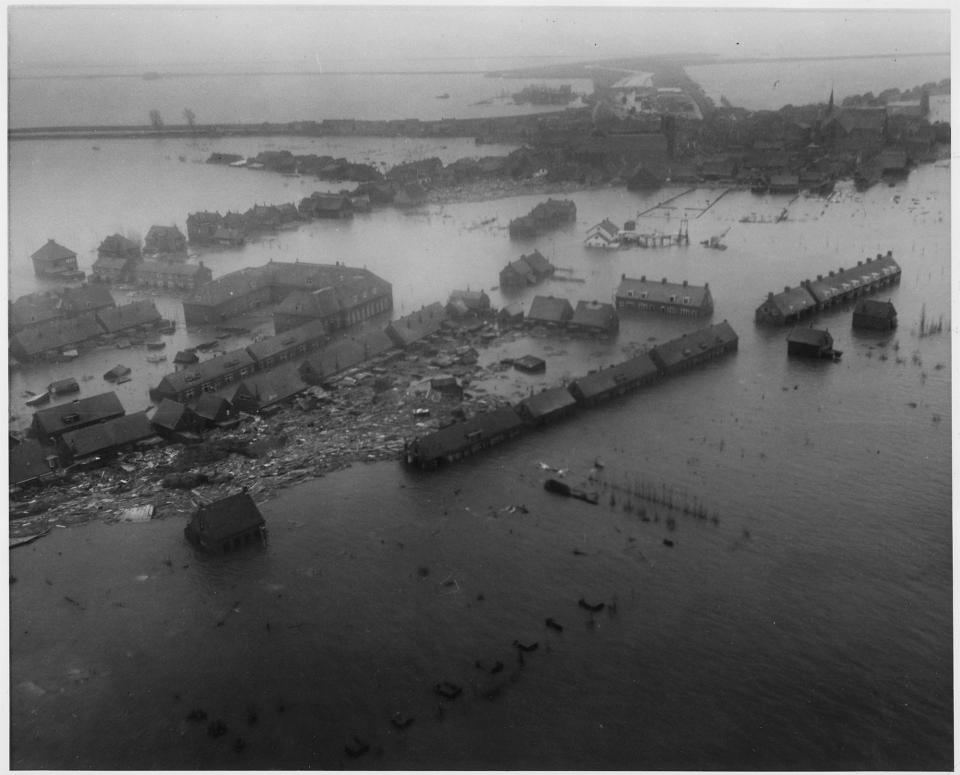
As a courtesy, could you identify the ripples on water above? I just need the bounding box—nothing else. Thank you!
[8,133,952,768]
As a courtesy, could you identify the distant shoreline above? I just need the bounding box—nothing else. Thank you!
[9,50,949,81]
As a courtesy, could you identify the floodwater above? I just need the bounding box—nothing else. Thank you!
[7,53,953,767]
[8,139,952,768]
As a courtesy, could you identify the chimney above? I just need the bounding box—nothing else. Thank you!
[857,260,863,266]
[682,280,688,287]
[829,270,834,277]
[767,292,774,301]
[839,267,844,273]
[662,278,667,284]
[817,274,823,281]
[784,286,790,293]
[640,275,646,282]
[886,250,893,258]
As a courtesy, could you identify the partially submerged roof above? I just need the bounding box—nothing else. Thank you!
[96,300,162,333]
[615,276,710,307]
[518,387,578,419]
[411,408,524,462]
[60,412,157,458]
[191,492,264,541]
[33,391,126,437]
[651,321,739,370]
[527,296,573,324]
[570,352,659,400]
[787,326,832,346]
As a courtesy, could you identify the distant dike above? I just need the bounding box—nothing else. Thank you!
[7,56,701,143]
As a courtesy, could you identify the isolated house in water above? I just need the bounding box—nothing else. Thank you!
[184,492,266,553]
[852,299,897,331]
[786,326,840,360]
[31,239,83,280]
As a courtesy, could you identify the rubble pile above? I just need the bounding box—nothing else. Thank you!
[9,320,519,533]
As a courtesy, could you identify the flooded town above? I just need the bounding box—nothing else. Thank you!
[7,6,953,771]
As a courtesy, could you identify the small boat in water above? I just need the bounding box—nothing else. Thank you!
[146,354,167,363]
[544,478,598,504]
[48,378,80,396]
[25,392,50,407]
[103,364,132,382]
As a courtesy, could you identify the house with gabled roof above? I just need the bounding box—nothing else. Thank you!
[568,352,660,406]
[150,398,205,440]
[9,440,60,489]
[134,259,212,291]
[755,285,818,325]
[615,275,713,317]
[649,321,739,375]
[96,300,162,334]
[184,492,266,553]
[517,387,578,426]
[151,348,257,403]
[9,293,64,332]
[386,303,448,347]
[585,219,621,249]
[852,299,897,331]
[192,394,239,427]
[32,391,126,441]
[59,284,116,316]
[143,225,188,257]
[298,339,366,384]
[244,319,328,370]
[228,362,307,414]
[404,407,525,468]
[446,289,491,318]
[569,300,619,334]
[10,312,104,360]
[526,296,574,327]
[31,239,83,280]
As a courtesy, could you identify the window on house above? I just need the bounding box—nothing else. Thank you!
[683,296,690,304]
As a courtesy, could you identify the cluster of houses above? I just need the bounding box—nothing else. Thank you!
[86,227,214,291]
[404,320,739,469]
[185,191,366,248]
[499,250,556,289]
[508,199,577,239]
[754,251,901,325]
[181,260,393,330]
[9,285,169,362]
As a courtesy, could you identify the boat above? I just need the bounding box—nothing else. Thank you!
[146,340,166,350]
[48,378,80,395]
[116,375,132,384]
[146,354,167,363]
[543,478,598,504]
[103,364,132,382]
[25,392,50,407]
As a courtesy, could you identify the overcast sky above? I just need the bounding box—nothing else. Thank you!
[8,4,952,73]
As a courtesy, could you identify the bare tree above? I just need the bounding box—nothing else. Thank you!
[183,108,196,128]
[149,109,164,129]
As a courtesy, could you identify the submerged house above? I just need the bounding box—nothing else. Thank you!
[517,386,579,426]
[754,285,818,325]
[31,239,84,280]
[58,412,159,465]
[526,296,574,328]
[568,352,660,406]
[649,321,740,376]
[584,219,621,249]
[614,275,713,317]
[787,326,840,359]
[32,392,125,442]
[150,398,206,440]
[852,299,898,331]
[404,407,525,469]
[184,492,266,553]
[568,300,619,334]
[385,303,448,348]
[446,289,491,318]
